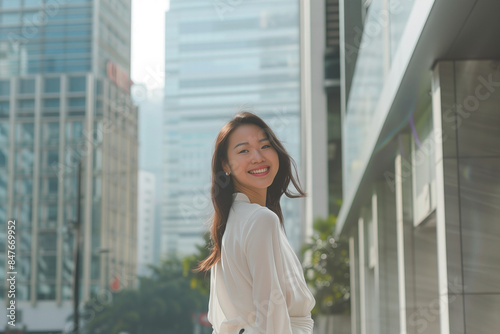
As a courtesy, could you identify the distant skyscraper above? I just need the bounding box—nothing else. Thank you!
[163,0,304,258]
[137,171,156,277]
[0,0,138,332]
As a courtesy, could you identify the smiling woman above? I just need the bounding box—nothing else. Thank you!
[196,111,315,334]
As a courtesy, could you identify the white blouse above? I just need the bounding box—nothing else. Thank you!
[208,192,315,334]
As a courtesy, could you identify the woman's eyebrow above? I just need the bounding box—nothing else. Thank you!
[233,137,269,150]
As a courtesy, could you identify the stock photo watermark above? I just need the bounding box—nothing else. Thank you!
[7,0,62,46]
[384,67,500,192]
[345,0,403,63]
[408,276,464,333]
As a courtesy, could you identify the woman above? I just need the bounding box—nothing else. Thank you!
[196,112,315,334]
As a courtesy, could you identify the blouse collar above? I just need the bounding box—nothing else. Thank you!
[232,192,250,203]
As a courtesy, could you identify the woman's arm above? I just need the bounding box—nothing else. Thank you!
[244,209,293,334]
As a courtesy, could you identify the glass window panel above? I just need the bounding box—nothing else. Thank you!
[69,76,86,92]
[389,0,416,60]
[0,249,4,279]
[65,63,90,72]
[67,28,91,37]
[44,77,60,93]
[68,97,85,108]
[24,0,44,7]
[16,148,34,172]
[64,202,76,221]
[0,146,6,168]
[15,203,32,229]
[2,0,21,8]
[22,11,42,35]
[38,233,57,252]
[44,58,64,72]
[47,150,59,166]
[18,255,31,281]
[0,101,9,117]
[67,11,91,20]
[43,122,59,141]
[73,121,83,138]
[0,169,7,200]
[19,79,35,94]
[48,177,58,194]
[16,122,34,143]
[37,283,56,300]
[1,12,21,24]
[15,177,32,197]
[0,80,10,96]
[62,284,72,300]
[47,204,57,221]
[91,255,100,280]
[43,98,60,109]
[17,284,30,300]
[18,99,34,109]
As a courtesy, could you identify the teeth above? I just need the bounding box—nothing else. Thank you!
[249,167,269,174]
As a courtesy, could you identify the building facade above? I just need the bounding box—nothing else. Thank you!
[0,0,138,332]
[163,0,306,257]
[137,170,155,277]
[338,0,500,333]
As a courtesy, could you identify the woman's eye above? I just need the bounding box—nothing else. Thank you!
[238,149,248,154]
[262,145,271,149]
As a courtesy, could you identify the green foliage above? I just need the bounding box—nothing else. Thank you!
[183,232,211,295]
[82,257,209,334]
[301,215,350,315]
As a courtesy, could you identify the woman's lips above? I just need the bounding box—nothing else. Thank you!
[248,167,270,176]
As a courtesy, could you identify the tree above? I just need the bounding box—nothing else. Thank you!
[82,258,207,334]
[301,215,350,316]
[182,232,211,295]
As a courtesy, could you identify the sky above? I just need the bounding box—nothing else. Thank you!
[131,0,170,92]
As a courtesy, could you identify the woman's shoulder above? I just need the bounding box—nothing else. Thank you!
[243,206,281,235]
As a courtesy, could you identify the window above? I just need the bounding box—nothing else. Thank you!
[43,122,59,141]
[0,122,9,144]
[2,0,21,8]
[68,97,85,108]
[16,122,34,143]
[18,99,34,109]
[43,98,60,109]
[0,101,9,117]
[69,76,86,92]
[1,12,21,24]
[47,177,58,194]
[24,0,43,7]
[411,106,437,226]
[44,77,60,93]
[0,80,10,96]
[0,147,7,168]
[19,79,35,94]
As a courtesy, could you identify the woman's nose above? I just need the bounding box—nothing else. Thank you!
[251,150,265,163]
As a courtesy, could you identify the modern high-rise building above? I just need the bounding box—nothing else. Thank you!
[163,0,308,257]
[137,170,155,277]
[337,0,500,333]
[0,1,138,332]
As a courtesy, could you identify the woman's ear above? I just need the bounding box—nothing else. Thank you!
[222,161,229,174]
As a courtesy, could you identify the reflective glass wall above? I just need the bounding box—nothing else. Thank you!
[163,0,303,256]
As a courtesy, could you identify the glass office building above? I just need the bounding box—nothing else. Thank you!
[163,0,304,257]
[0,1,138,332]
[337,0,500,333]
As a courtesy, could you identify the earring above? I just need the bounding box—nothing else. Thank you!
[225,171,230,176]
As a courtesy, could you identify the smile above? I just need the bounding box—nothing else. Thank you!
[248,167,270,176]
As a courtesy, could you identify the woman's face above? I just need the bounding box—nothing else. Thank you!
[223,124,279,195]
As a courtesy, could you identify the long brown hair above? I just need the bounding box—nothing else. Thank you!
[195,111,306,272]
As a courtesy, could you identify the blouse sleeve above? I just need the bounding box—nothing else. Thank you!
[244,208,293,334]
